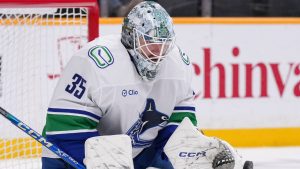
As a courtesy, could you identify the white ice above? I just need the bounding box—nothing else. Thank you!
[238,146,300,169]
[0,146,300,169]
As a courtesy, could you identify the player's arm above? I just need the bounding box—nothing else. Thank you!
[42,53,102,166]
[160,48,252,169]
[161,96,252,168]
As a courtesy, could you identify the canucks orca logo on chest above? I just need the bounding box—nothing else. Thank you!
[126,98,169,148]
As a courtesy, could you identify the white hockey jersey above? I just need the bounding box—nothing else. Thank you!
[42,35,197,165]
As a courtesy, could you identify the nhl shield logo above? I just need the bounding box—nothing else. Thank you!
[88,46,114,68]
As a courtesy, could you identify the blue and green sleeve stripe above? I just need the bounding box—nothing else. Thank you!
[168,106,197,126]
[43,108,101,165]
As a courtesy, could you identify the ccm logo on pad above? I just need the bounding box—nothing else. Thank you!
[179,151,206,157]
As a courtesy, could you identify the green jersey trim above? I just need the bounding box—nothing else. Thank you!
[45,114,98,132]
[169,112,197,126]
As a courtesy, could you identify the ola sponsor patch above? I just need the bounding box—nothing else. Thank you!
[179,48,190,65]
[88,46,114,68]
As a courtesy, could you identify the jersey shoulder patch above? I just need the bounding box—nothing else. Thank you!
[88,45,114,69]
[179,48,190,65]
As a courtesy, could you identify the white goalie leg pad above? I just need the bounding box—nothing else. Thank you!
[164,117,244,169]
[84,135,134,169]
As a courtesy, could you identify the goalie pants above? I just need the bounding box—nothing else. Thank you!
[42,150,173,169]
[42,125,177,169]
[42,157,76,169]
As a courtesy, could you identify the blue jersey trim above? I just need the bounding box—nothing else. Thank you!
[48,108,101,121]
[173,106,195,111]
[46,131,99,166]
[46,131,99,141]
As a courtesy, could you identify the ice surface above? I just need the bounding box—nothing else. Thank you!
[0,147,299,169]
[238,147,300,169]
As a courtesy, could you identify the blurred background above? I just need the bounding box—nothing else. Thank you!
[99,0,300,17]
[98,1,300,169]
[0,0,300,169]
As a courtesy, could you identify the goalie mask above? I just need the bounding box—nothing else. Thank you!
[121,1,175,81]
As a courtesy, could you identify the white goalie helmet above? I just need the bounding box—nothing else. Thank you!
[121,1,175,81]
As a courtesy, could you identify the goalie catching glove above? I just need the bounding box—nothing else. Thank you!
[212,142,235,169]
[164,117,253,169]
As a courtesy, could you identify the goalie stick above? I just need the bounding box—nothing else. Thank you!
[0,107,86,169]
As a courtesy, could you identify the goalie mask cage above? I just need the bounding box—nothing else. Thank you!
[0,0,99,168]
